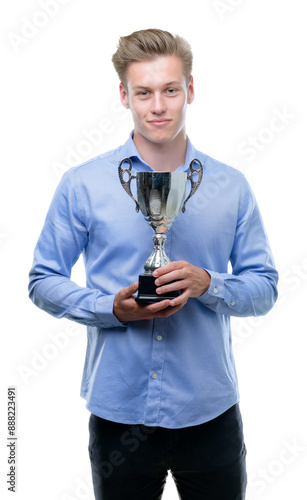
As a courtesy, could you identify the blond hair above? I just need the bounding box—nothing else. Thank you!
[112,29,193,89]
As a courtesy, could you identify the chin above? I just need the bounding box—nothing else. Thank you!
[146,131,175,144]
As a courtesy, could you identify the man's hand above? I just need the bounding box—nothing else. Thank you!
[113,281,187,323]
[153,261,211,306]
[113,262,211,323]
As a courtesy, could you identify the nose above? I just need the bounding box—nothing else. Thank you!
[151,93,166,115]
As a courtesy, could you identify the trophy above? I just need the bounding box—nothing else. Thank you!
[118,158,203,303]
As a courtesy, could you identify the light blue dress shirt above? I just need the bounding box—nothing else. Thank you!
[29,133,278,428]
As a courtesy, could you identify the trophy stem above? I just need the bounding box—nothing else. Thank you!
[136,233,179,303]
[144,234,170,275]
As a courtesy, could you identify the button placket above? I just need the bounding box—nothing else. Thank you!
[143,317,168,425]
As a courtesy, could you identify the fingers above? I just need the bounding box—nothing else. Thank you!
[156,303,185,317]
[153,261,184,280]
[153,262,187,296]
[145,299,171,313]
[118,281,138,299]
[153,262,210,299]
[168,290,189,308]
[153,261,186,285]
[151,298,187,318]
[113,282,138,322]
[155,279,186,297]
[113,284,175,322]
[155,272,183,289]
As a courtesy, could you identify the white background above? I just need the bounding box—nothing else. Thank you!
[1,1,307,499]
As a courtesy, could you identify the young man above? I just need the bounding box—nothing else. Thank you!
[29,29,278,499]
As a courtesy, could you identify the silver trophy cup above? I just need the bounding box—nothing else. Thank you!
[118,158,203,303]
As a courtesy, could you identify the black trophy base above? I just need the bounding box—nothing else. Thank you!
[135,274,181,304]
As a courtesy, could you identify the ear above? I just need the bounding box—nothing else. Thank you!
[119,83,130,109]
[187,75,195,104]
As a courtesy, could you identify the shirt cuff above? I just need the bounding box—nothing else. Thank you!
[198,269,245,313]
[94,294,127,328]
[199,270,225,305]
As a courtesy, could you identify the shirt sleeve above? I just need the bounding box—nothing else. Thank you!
[28,170,124,328]
[198,175,278,317]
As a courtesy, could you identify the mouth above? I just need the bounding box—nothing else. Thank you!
[148,119,171,127]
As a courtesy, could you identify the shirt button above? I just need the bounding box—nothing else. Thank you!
[213,287,218,294]
[157,335,163,341]
[152,373,158,379]
[231,301,235,306]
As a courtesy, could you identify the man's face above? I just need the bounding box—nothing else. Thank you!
[120,55,194,147]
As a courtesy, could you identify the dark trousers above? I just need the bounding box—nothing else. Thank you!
[88,404,247,500]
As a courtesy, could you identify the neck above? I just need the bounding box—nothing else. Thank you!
[133,130,187,172]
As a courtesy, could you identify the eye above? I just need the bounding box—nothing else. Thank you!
[165,88,178,95]
[137,90,150,97]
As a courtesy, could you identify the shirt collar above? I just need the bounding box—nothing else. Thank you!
[119,131,199,173]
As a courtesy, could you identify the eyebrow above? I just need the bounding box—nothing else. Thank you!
[132,81,183,91]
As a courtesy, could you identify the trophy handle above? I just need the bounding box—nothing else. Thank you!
[181,158,203,213]
[118,157,140,212]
